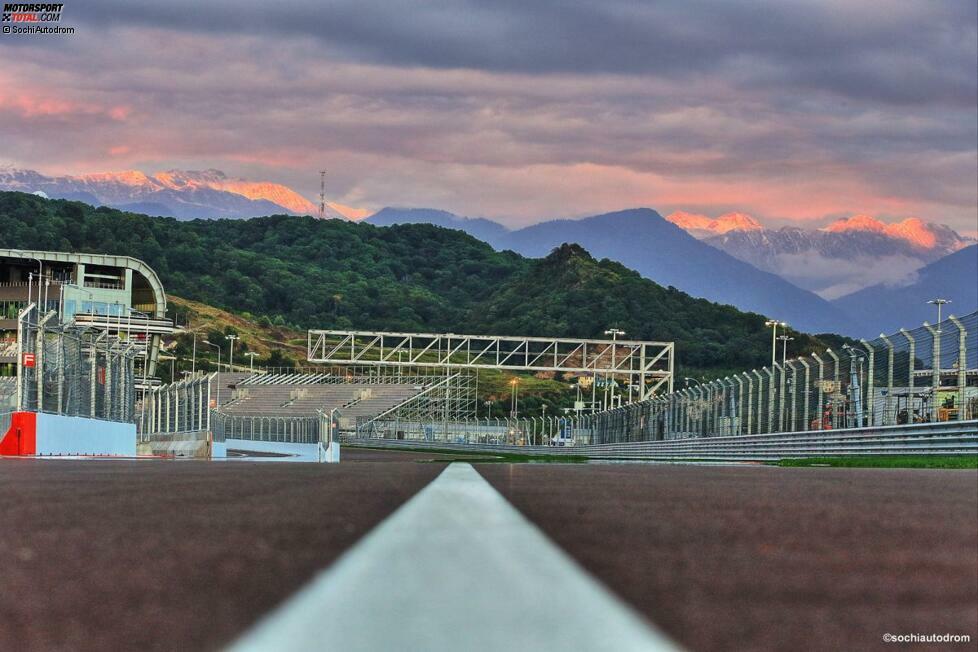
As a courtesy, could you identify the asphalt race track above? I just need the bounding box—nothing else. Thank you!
[479,463,978,651]
[0,454,443,651]
[1,450,975,651]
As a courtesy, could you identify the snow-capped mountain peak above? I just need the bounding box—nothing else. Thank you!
[0,166,366,221]
[821,215,965,250]
[666,210,763,236]
[154,169,318,215]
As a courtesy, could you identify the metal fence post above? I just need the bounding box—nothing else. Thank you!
[734,374,745,435]
[749,369,762,433]
[949,316,968,420]
[825,349,841,429]
[899,328,916,386]
[797,357,811,431]
[879,334,895,425]
[775,362,786,432]
[860,339,876,426]
[56,334,64,415]
[812,353,825,430]
[35,311,55,412]
[922,322,940,422]
[785,360,797,432]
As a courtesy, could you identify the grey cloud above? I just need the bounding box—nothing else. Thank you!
[73,0,976,105]
[0,2,974,230]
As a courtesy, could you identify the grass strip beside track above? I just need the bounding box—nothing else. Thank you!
[345,444,588,464]
[774,455,978,469]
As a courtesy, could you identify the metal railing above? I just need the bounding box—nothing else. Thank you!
[0,410,11,437]
[345,420,978,460]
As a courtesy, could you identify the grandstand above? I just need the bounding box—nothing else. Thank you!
[205,370,434,430]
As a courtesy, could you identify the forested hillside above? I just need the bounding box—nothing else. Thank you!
[0,191,842,375]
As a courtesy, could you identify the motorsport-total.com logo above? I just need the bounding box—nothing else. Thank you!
[2,3,74,35]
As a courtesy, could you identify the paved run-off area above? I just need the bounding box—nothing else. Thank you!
[0,450,975,651]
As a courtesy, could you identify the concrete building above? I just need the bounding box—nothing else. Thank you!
[0,248,172,380]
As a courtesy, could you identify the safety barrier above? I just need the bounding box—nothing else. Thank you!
[344,420,978,461]
[211,409,340,462]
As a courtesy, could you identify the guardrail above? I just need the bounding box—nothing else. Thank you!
[343,420,978,461]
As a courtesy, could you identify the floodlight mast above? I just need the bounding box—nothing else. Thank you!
[927,298,950,333]
[765,319,787,367]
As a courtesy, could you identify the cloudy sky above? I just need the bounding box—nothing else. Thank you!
[0,0,975,230]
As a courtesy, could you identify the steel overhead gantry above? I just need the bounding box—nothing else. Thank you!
[307,330,674,401]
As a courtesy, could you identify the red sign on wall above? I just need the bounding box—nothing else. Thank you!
[22,353,35,368]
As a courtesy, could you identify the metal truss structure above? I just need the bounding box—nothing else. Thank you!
[308,330,674,400]
[356,370,478,437]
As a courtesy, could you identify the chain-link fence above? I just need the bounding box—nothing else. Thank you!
[211,411,325,444]
[354,312,977,447]
[139,373,212,442]
[15,308,139,423]
[583,311,978,444]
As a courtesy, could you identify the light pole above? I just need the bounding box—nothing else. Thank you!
[245,351,258,373]
[225,334,239,371]
[509,377,519,418]
[204,340,222,406]
[603,328,625,409]
[778,335,794,366]
[765,319,787,367]
[483,399,492,420]
[927,298,950,332]
[684,376,702,388]
[185,326,205,375]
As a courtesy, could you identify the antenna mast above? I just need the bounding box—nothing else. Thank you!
[319,170,326,219]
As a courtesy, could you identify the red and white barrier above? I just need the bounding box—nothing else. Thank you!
[0,411,137,457]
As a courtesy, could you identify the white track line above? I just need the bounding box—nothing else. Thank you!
[229,462,679,652]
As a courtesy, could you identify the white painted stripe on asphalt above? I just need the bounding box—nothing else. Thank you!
[229,462,679,652]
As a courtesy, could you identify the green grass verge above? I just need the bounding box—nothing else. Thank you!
[774,455,978,469]
[347,444,587,464]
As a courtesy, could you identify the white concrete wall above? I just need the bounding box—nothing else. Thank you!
[225,438,322,460]
[36,413,137,456]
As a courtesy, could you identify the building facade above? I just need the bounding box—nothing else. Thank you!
[0,248,172,380]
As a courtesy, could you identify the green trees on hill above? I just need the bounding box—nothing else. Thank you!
[0,191,841,375]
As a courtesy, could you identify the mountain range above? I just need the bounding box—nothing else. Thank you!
[671,211,974,299]
[0,190,844,377]
[832,245,977,335]
[369,207,857,334]
[0,166,367,220]
[2,166,972,337]
[369,207,977,337]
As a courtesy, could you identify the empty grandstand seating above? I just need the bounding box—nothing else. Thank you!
[215,372,424,422]
[0,376,16,411]
[0,340,17,358]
